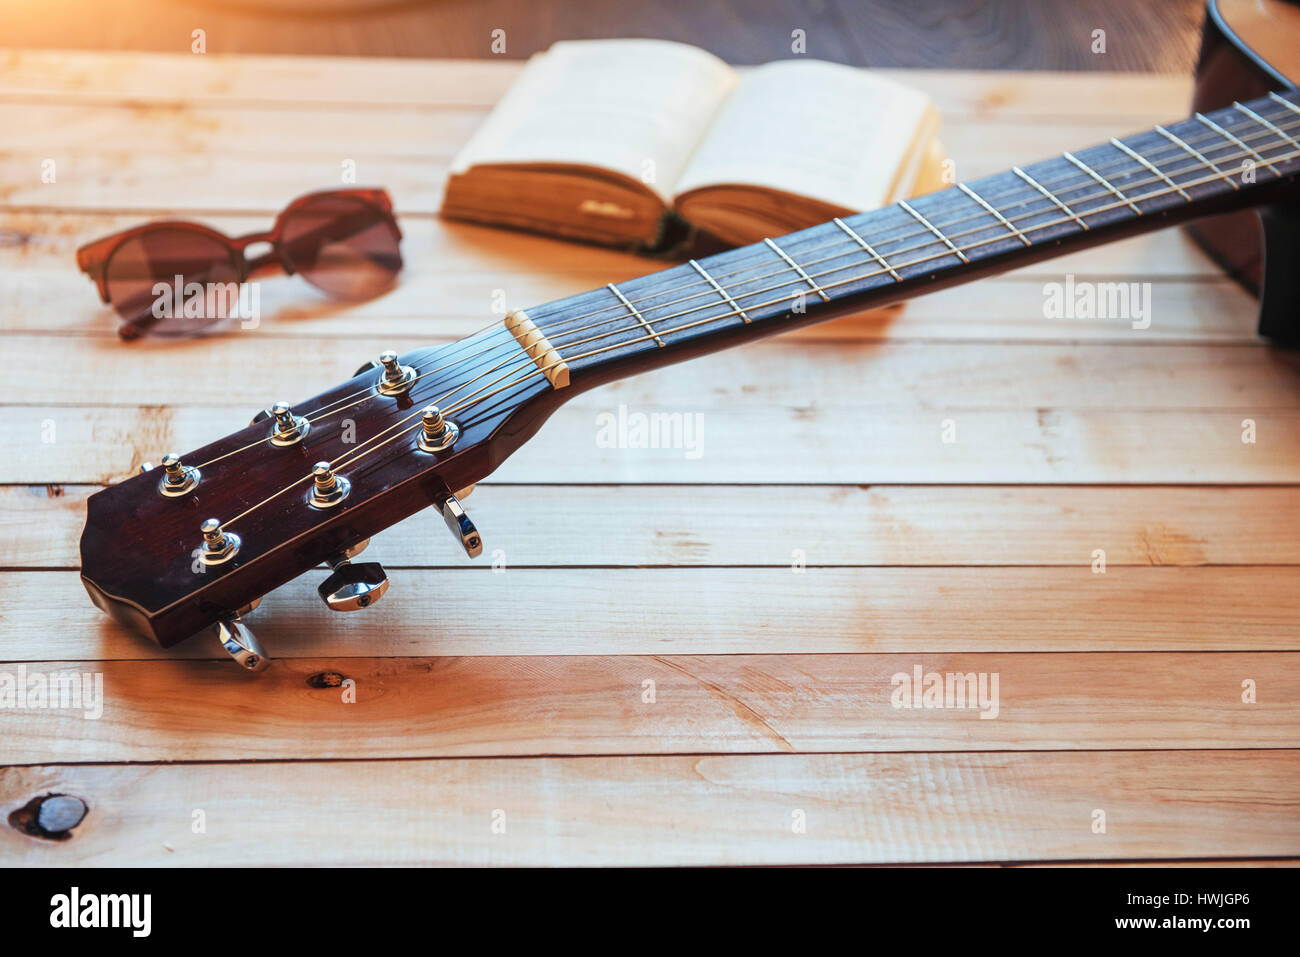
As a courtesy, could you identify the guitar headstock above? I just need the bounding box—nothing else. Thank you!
[79,329,565,668]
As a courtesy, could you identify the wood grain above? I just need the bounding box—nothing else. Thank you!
[8,334,1300,407]
[4,567,1297,661]
[0,49,1293,867]
[0,653,1292,763]
[0,50,1196,115]
[0,113,1178,211]
[6,401,1296,486]
[3,750,1294,866]
[8,483,1300,569]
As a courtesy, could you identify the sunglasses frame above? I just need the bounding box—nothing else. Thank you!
[76,188,402,331]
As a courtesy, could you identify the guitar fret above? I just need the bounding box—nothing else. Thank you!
[689,258,752,322]
[1232,101,1300,153]
[1154,123,1238,190]
[1013,166,1090,230]
[832,217,901,281]
[898,199,969,263]
[957,182,1031,246]
[1194,111,1280,174]
[551,90,1290,387]
[606,282,665,347]
[1109,137,1190,200]
[1268,91,1300,119]
[1063,151,1142,214]
[763,237,830,301]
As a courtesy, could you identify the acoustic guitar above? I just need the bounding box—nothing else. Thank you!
[79,0,1300,670]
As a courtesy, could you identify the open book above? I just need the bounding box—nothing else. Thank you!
[441,39,945,252]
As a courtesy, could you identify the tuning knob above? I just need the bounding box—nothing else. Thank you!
[158,452,200,497]
[317,541,389,611]
[418,405,460,452]
[439,493,482,558]
[375,350,416,396]
[211,614,270,672]
[268,401,310,446]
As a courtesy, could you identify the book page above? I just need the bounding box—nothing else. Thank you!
[672,59,938,211]
[448,39,738,204]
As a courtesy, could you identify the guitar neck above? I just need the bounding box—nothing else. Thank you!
[513,88,1300,392]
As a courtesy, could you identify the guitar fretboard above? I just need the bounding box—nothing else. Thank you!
[518,87,1300,386]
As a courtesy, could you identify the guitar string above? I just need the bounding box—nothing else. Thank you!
[195,104,1300,470]
[193,323,513,469]
[525,126,1300,353]
[232,132,1300,525]
[525,102,1300,331]
[229,114,1300,485]
[217,139,1300,534]
[526,106,1300,335]
[447,138,1300,417]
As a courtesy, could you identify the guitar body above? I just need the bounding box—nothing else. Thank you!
[78,1,1300,663]
[1188,0,1300,341]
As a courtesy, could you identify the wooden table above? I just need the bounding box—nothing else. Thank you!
[1,50,1297,866]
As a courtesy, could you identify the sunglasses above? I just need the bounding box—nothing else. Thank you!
[76,188,403,339]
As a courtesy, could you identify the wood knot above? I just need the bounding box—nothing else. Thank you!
[8,793,88,841]
[307,671,346,688]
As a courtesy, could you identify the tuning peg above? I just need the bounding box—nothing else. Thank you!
[158,452,200,497]
[439,493,482,558]
[418,405,460,452]
[317,540,389,611]
[309,462,350,509]
[210,613,270,672]
[376,350,416,396]
[268,401,310,446]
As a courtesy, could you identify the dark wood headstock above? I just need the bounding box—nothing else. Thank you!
[80,332,564,652]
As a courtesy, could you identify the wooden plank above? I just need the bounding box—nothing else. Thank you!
[0,153,444,213]
[0,121,1209,211]
[0,50,1193,121]
[4,566,1296,661]
[29,330,1300,494]
[0,101,478,158]
[9,338,1296,411]
[0,109,1144,172]
[2,750,1295,865]
[1,271,1256,343]
[5,403,1297,486]
[1,210,1225,279]
[7,101,1161,168]
[0,52,524,110]
[8,484,1300,569]
[0,652,1293,763]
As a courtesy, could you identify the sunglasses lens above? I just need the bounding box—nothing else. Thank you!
[104,228,240,337]
[279,195,402,300]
